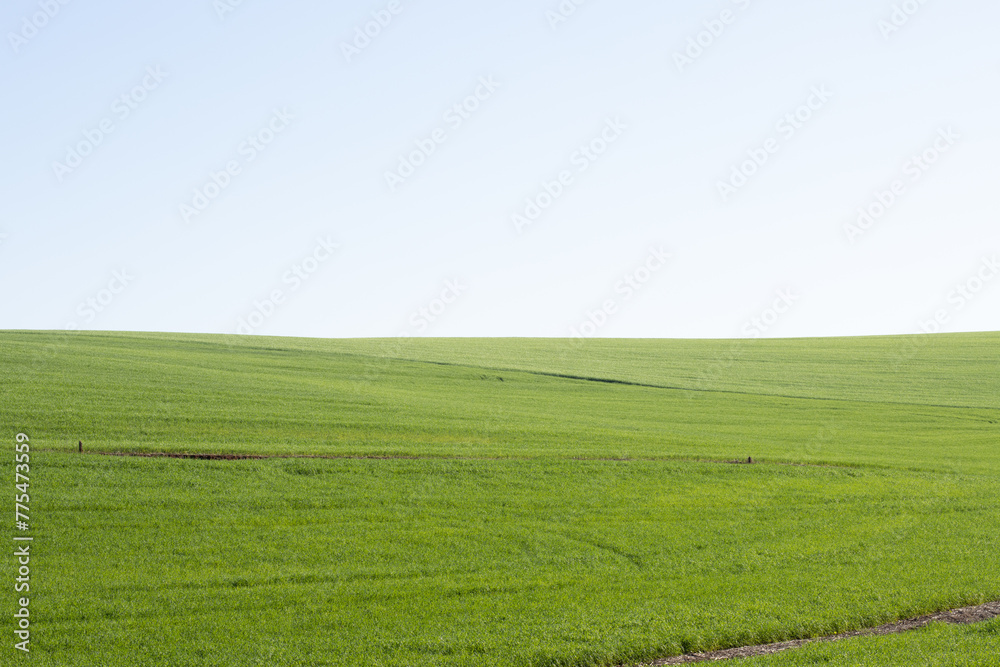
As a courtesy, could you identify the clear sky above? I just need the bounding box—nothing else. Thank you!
[2,0,998,339]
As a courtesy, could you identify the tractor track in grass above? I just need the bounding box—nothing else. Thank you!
[628,600,1000,665]
[66,450,853,469]
[392,356,1000,412]
[52,449,997,663]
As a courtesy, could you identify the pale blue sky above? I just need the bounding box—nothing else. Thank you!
[2,0,998,338]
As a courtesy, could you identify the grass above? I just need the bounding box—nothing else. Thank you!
[3,331,999,472]
[739,618,1000,666]
[2,330,999,665]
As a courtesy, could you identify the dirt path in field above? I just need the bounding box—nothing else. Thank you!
[91,451,484,461]
[94,451,380,461]
[80,451,844,468]
[626,600,1000,665]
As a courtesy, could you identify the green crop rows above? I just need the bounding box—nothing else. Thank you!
[1,330,998,665]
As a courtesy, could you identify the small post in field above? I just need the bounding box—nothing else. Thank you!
[79,440,83,453]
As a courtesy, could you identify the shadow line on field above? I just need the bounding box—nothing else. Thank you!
[551,531,644,569]
[390,356,998,412]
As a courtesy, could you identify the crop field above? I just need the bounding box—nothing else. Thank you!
[738,616,1000,666]
[2,330,999,665]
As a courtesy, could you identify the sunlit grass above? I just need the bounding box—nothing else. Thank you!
[1,330,998,665]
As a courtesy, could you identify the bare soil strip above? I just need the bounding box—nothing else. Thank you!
[92,451,418,461]
[79,451,848,468]
[630,600,1000,665]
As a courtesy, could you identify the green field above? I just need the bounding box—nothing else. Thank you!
[739,616,1000,666]
[2,330,999,665]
